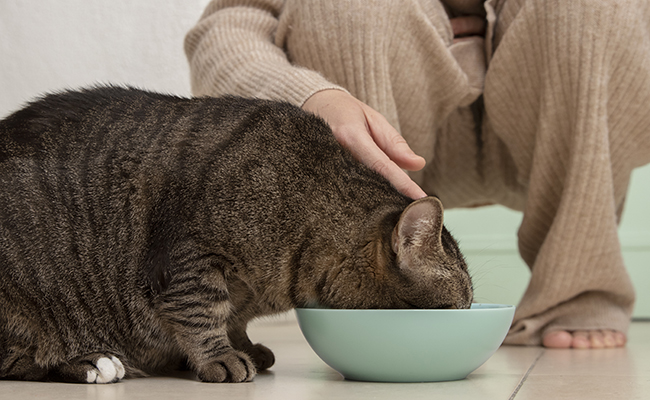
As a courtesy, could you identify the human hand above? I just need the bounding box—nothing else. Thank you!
[302,90,426,199]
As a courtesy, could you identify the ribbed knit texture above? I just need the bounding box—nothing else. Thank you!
[185,0,650,345]
[484,0,650,344]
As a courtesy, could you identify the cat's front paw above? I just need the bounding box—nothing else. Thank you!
[248,343,275,371]
[86,356,126,384]
[196,350,256,383]
[53,353,125,384]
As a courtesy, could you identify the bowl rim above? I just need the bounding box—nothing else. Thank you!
[295,303,515,312]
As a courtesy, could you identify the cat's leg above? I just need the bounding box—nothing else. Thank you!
[157,255,255,383]
[50,353,125,384]
[228,324,275,371]
[0,349,48,381]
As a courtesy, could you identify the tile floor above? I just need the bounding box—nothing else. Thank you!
[2,315,649,400]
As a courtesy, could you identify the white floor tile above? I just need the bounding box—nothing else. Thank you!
[1,320,648,400]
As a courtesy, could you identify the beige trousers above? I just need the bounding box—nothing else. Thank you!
[278,0,650,344]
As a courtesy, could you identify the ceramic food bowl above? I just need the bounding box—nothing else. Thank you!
[295,303,515,382]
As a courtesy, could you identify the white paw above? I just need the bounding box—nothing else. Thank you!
[86,356,126,384]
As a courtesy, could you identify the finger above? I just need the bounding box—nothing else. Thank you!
[369,156,428,199]
[450,16,486,38]
[344,132,426,199]
[362,107,426,172]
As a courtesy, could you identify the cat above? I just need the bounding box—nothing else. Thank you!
[0,86,472,384]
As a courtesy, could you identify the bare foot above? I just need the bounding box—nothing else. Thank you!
[542,330,627,349]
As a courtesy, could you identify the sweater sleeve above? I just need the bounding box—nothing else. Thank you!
[184,0,345,106]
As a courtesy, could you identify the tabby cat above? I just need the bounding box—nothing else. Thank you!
[0,86,472,384]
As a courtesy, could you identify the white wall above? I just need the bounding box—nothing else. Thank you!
[0,0,211,117]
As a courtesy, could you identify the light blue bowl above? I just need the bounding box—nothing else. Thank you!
[295,303,515,382]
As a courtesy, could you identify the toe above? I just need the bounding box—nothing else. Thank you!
[602,330,627,348]
[589,331,606,349]
[614,331,627,347]
[543,329,627,349]
[94,357,118,384]
[110,356,126,380]
[542,330,573,348]
[572,330,627,349]
[570,331,592,349]
[601,330,617,348]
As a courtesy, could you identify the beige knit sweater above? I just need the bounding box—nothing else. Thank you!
[185,0,650,345]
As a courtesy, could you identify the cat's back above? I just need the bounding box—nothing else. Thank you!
[0,86,353,273]
[0,86,326,168]
[1,87,199,163]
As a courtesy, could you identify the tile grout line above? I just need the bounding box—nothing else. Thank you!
[508,348,546,400]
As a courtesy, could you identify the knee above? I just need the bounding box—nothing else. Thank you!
[525,0,640,12]
[500,0,649,63]
[521,0,646,32]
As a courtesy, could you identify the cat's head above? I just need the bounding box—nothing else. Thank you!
[315,196,473,310]
[389,197,473,309]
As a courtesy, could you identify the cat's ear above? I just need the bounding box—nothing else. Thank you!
[391,197,444,257]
